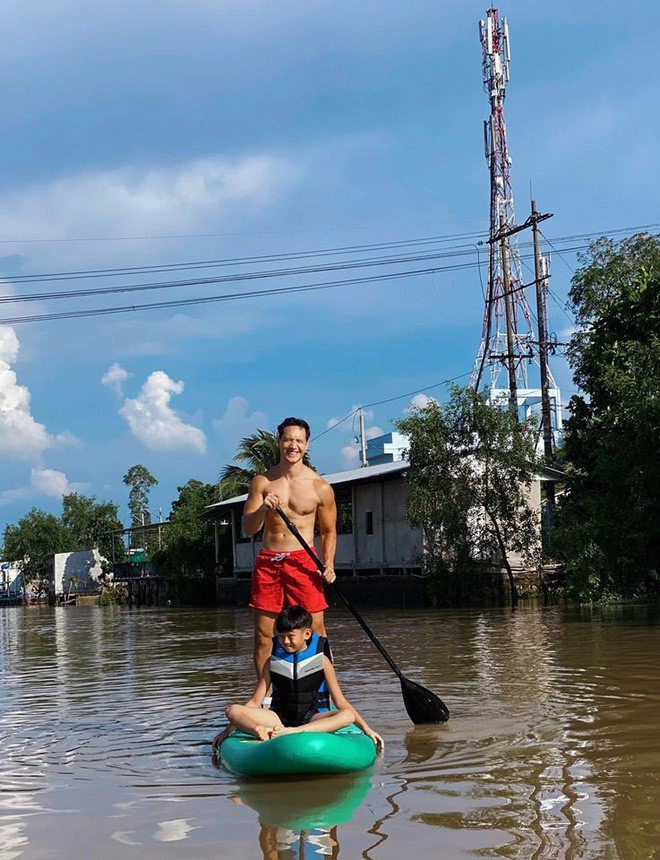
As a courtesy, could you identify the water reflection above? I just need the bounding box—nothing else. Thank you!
[231,772,371,858]
[0,605,657,858]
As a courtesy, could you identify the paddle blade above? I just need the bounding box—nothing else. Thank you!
[400,677,450,724]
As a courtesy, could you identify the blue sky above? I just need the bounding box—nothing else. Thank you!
[1,0,659,532]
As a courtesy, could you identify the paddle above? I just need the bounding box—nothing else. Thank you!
[275,506,450,724]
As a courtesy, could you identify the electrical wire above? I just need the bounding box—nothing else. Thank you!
[0,239,636,311]
[0,246,483,305]
[0,265,475,325]
[3,219,657,287]
[0,221,655,327]
[311,370,474,443]
[6,230,488,283]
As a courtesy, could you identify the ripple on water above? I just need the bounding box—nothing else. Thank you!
[0,604,658,859]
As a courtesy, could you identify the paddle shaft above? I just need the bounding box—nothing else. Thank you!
[275,506,404,680]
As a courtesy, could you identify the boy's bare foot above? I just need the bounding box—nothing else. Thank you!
[270,725,300,738]
[254,725,273,741]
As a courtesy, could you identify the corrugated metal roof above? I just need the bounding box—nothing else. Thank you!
[206,459,408,512]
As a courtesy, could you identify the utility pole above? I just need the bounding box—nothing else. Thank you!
[358,409,368,468]
[531,199,556,505]
[500,215,518,414]
[531,201,554,461]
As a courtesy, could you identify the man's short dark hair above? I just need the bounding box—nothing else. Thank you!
[276,605,313,632]
[277,417,310,440]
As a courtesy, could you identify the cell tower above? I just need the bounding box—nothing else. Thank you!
[471,8,562,452]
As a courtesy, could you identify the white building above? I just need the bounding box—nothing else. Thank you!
[0,561,24,598]
[365,432,409,465]
[51,549,108,597]
[1,550,108,601]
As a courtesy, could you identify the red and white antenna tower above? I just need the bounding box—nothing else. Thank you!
[472,8,557,416]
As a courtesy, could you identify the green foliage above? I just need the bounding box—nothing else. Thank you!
[552,233,660,601]
[98,588,119,606]
[2,494,127,589]
[217,429,311,499]
[122,464,158,551]
[2,509,71,588]
[152,479,223,604]
[397,386,542,604]
[61,493,125,561]
[122,464,158,528]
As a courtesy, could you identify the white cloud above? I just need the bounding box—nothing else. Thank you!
[1,467,86,505]
[341,445,359,466]
[365,425,384,440]
[30,467,70,497]
[212,396,268,445]
[0,484,32,506]
[0,154,299,249]
[101,362,130,396]
[0,325,52,459]
[118,370,207,454]
[409,393,437,412]
[0,324,20,365]
[326,405,375,433]
[53,430,82,448]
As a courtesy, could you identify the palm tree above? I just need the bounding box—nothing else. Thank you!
[218,429,312,499]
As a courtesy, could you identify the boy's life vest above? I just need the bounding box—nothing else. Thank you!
[269,632,332,727]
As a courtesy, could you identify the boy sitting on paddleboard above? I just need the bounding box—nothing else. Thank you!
[212,605,384,752]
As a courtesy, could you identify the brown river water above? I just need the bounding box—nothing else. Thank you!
[0,604,657,859]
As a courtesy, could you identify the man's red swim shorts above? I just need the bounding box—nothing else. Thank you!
[249,548,328,614]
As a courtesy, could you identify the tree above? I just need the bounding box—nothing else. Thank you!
[397,386,543,605]
[551,233,660,600]
[61,493,125,561]
[2,509,71,591]
[122,464,158,550]
[218,429,311,499]
[152,479,222,604]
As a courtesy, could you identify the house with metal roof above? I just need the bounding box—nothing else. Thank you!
[205,460,423,583]
[205,453,562,605]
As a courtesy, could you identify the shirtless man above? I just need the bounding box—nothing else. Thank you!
[243,417,337,678]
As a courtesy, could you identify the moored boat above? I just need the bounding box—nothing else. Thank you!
[220,725,377,777]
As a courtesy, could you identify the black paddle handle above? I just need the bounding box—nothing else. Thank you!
[275,506,404,680]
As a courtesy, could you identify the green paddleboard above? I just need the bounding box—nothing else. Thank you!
[220,725,377,777]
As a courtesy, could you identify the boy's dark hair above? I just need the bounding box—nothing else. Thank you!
[276,605,313,632]
[277,417,310,440]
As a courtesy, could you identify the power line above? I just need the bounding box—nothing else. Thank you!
[0,265,476,325]
[0,221,655,325]
[0,246,483,305]
[310,369,473,443]
[4,220,658,286]
[0,238,640,310]
[6,230,488,283]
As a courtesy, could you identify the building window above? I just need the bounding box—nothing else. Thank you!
[335,486,353,535]
[365,511,373,535]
